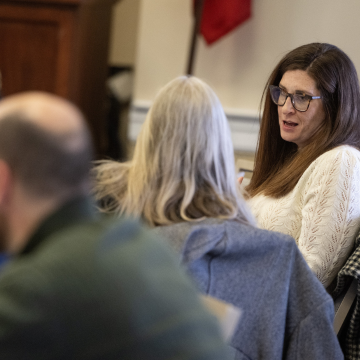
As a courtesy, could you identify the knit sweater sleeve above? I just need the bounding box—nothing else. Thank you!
[298,147,360,287]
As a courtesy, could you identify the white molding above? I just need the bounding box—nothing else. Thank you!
[129,101,260,153]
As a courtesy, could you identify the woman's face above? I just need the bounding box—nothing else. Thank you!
[277,70,326,149]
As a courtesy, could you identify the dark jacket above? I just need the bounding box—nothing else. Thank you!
[0,198,232,360]
[333,234,360,359]
[154,218,344,360]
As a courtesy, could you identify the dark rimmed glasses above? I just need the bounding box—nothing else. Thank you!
[269,85,322,112]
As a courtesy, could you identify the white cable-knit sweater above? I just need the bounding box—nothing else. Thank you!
[248,145,360,288]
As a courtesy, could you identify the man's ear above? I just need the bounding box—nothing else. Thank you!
[0,160,12,206]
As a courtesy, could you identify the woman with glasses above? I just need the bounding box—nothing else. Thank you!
[93,76,342,359]
[247,43,360,289]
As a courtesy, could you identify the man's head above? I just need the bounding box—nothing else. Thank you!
[0,92,93,252]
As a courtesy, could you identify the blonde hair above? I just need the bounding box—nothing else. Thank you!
[94,76,255,226]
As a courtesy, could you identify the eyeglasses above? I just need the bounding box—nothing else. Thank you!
[269,85,322,112]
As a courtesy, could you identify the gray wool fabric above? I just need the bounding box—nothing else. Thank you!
[153,218,344,360]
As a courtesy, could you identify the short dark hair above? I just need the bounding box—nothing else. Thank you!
[0,114,94,198]
[247,43,360,198]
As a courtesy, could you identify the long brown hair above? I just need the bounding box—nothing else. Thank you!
[247,43,360,198]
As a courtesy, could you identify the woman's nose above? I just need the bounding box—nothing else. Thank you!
[282,96,295,114]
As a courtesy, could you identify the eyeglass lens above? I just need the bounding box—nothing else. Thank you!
[270,86,310,112]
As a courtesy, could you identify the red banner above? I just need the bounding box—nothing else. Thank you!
[196,0,251,45]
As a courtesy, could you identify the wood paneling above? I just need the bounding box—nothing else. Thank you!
[0,0,118,157]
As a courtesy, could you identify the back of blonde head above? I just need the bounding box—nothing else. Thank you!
[94,76,255,226]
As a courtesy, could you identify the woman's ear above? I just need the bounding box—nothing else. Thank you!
[0,160,12,206]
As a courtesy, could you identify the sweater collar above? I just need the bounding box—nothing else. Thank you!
[20,196,98,256]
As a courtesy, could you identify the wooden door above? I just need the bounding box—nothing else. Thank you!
[0,0,118,157]
[0,3,76,97]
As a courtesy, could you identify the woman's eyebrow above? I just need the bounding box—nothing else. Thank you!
[279,83,313,95]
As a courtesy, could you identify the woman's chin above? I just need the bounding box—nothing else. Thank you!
[280,131,297,144]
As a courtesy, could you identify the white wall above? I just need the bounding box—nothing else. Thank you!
[134,0,360,108]
[109,0,141,66]
[129,0,360,152]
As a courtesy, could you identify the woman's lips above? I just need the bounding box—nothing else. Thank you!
[281,120,298,132]
[283,120,298,127]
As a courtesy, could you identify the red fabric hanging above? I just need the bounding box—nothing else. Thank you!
[195,0,251,45]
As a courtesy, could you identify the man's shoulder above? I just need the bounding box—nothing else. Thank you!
[0,215,192,317]
[0,217,233,360]
[0,216,156,288]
